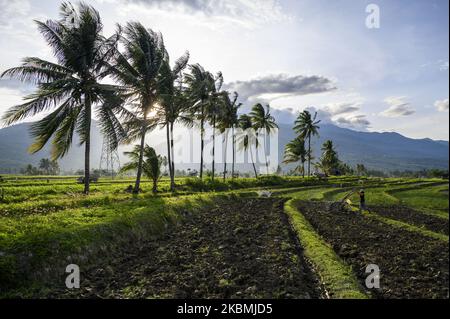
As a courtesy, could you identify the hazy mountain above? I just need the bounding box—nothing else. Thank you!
[277,123,449,172]
[0,121,448,173]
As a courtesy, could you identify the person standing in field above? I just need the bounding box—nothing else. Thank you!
[359,189,366,211]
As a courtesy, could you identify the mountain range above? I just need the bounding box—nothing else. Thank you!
[0,121,448,173]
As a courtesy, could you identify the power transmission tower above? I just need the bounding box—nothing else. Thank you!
[99,138,121,179]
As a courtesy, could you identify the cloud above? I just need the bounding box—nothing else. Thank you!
[335,115,371,130]
[225,74,336,103]
[302,106,371,130]
[439,61,449,71]
[112,0,290,28]
[0,0,31,25]
[322,102,360,116]
[0,79,34,95]
[434,98,449,112]
[380,96,415,117]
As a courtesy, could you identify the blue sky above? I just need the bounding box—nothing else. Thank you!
[0,0,448,139]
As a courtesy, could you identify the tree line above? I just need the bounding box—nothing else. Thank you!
[1,2,278,194]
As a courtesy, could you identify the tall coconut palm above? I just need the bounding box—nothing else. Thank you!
[204,72,224,181]
[0,2,125,194]
[108,22,166,193]
[237,114,258,178]
[294,110,320,177]
[157,51,190,190]
[283,137,308,177]
[218,91,240,180]
[184,64,215,179]
[250,103,278,174]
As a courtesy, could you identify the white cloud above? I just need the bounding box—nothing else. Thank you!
[335,115,371,130]
[0,0,31,22]
[98,0,291,29]
[225,74,336,103]
[434,98,449,112]
[323,102,361,116]
[380,96,415,117]
[439,60,449,71]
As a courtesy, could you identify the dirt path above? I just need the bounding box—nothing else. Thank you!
[51,198,322,299]
[295,201,449,299]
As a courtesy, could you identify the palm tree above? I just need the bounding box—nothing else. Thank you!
[320,140,339,175]
[218,91,240,180]
[184,64,215,179]
[0,2,125,194]
[108,22,166,193]
[39,158,52,175]
[356,164,367,176]
[157,51,190,190]
[283,137,308,177]
[250,103,278,174]
[237,114,258,178]
[294,110,321,177]
[204,72,224,181]
[121,145,162,193]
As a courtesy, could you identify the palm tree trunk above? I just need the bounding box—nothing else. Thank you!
[232,126,235,179]
[199,103,204,179]
[152,178,157,193]
[250,146,258,178]
[166,124,173,191]
[212,116,216,181]
[302,161,305,178]
[264,132,269,174]
[83,97,91,195]
[308,134,311,177]
[223,129,229,180]
[170,122,175,190]
[133,125,146,194]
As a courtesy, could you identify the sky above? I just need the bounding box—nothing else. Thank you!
[0,0,448,140]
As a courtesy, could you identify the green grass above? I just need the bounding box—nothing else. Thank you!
[388,184,449,218]
[284,199,368,299]
[0,192,224,296]
[1,175,447,297]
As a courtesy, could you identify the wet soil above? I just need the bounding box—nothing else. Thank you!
[49,198,322,299]
[295,201,449,299]
[368,205,449,235]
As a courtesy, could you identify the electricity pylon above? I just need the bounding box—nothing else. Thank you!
[99,138,121,179]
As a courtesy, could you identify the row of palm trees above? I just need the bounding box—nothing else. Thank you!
[0,2,278,194]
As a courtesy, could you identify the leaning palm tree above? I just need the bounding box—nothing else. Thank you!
[250,103,278,174]
[184,64,215,179]
[0,2,125,194]
[294,110,321,177]
[121,144,162,193]
[108,22,166,193]
[283,137,307,177]
[157,51,190,190]
[237,114,258,178]
[218,91,240,180]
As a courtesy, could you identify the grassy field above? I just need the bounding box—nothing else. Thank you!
[0,175,448,298]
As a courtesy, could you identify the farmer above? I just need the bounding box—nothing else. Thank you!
[359,189,366,211]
